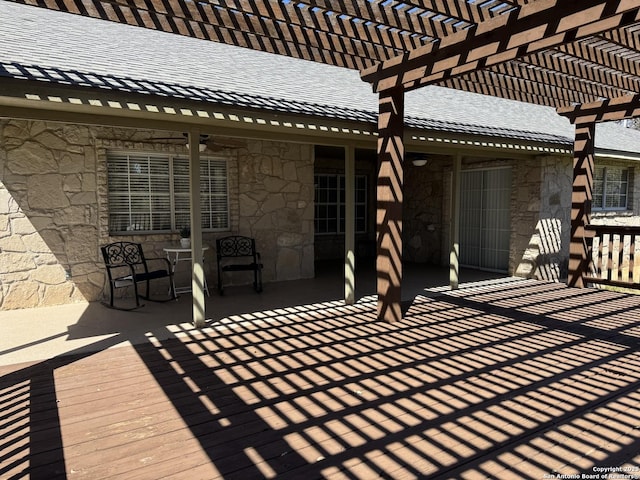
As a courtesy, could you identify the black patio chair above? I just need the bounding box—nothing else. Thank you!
[101,241,176,310]
[216,235,263,294]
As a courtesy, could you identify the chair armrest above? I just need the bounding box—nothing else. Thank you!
[105,263,137,283]
[144,256,172,271]
[105,262,130,269]
[105,263,136,277]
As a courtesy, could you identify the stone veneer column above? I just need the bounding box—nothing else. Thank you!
[0,120,99,309]
[237,141,314,284]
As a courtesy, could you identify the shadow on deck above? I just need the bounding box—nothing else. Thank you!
[2,265,640,479]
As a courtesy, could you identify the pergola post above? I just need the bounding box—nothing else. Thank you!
[567,122,595,288]
[376,86,405,322]
[450,153,462,290]
[188,129,207,328]
[344,144,356,305]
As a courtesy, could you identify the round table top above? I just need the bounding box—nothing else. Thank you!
[163,245,210,253]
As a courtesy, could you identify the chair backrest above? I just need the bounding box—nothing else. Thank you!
[216,236,257,259]
[101,242,146,267]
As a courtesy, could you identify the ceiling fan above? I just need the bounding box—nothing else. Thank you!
[149,133,247,152]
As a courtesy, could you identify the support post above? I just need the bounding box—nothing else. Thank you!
[345,144,356,305]
[568,122,595,288]
[376,86,405,322]
[450,153,462,290]
[188,129,207,328]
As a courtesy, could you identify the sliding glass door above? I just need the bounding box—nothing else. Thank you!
[460,167,512,272]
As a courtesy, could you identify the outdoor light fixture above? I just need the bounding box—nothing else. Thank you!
[411,154,429,167]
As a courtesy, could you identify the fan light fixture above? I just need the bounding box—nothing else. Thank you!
[186,142,207,152]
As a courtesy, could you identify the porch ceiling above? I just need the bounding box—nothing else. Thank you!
[8,0,640,119]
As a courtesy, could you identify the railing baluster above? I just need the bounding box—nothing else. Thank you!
[633,235,639,284]
[606,233,614,282]
[583,225,640,290]
[623,234,628,283]
[615,233,622,283]
[597,235,604,279]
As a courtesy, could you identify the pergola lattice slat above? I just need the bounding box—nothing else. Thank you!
[306,0,463,36]
[557,37,640,79]
[361,0,640,93]
[491,60,630,104]
[11,0,640,112]
[16,0,380,68]
[443,69,601,108]
[116,0,406,63]
[519,48,640,96]
[194,0,430,53]
[393,0,514,24]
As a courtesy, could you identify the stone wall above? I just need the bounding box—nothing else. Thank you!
[236,140,315,282]
[0,120,315,310]
[511,157,545,278]
[404,156,447,264]
[515,154,640,282]
[0,120,97,308]
[514,155,571,280]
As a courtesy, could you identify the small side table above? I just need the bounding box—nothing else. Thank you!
[163,246,210,296]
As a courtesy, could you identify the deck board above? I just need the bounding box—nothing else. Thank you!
[2,279,640,479]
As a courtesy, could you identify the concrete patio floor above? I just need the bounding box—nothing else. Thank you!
[0,262,496,366]
[2,264,640,479]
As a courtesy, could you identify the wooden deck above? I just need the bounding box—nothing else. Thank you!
[2,278,640,479]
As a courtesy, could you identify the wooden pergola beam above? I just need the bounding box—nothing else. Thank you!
[361,0,640,93]
[376,86,405,323]
[568,122,595,288]
[557,92,640,124]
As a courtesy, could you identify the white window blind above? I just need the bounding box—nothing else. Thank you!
[107,152,229,234]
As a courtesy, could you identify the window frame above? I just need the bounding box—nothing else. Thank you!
[592,165,630,212]
[107,151,230,235]
[314,173,367,235]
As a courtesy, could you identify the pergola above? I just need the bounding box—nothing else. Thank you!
[7,0,640,323]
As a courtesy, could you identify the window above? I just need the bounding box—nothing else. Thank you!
[314,174,367,234]
[593,166,629,210]
[107,152,229,234]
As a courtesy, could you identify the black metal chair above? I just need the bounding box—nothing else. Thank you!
[216,236,263,294]
[101,241,176,310]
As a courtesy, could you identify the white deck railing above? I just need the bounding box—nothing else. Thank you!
[584,225,640,289]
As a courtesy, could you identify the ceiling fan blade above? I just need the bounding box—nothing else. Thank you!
[148,134,246,151]
[206,137,247,149]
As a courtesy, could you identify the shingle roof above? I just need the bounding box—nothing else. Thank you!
[1,1,640,155]
[0,61,573,146]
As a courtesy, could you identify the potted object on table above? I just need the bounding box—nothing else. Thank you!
[179,226,191,248]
